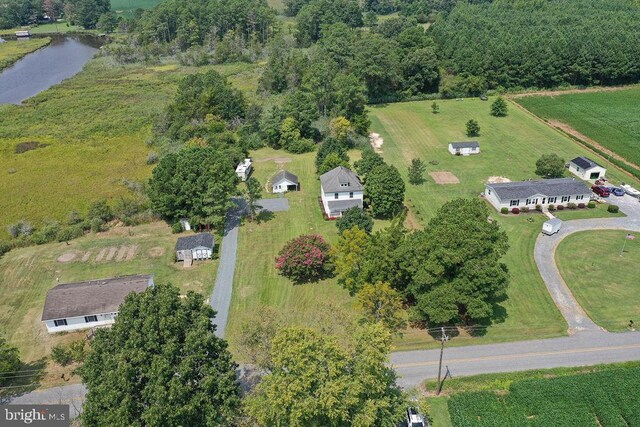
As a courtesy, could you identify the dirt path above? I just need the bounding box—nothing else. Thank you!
[508,84,637,99]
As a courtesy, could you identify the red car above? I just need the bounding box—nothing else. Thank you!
[592,185,610,197]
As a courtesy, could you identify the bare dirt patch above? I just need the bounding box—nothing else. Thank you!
[15,141,49,154]
[430,171,460,184]
[105,246,117,261]
[369,132,384,153]
[81,251,92,262]
[148,246,165,258]
[487,176,512,184]
[95,248,107,262]
[125,245,138,261]
[256,156,292,165]
[57,252,77,263]
[115,245,128,262]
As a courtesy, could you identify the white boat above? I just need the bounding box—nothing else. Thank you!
[621,184,640,199]
[15,30,31,38]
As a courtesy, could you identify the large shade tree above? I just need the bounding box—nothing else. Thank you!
[81,283,241,427]
[404,199,510,324]
[365,164,406,218]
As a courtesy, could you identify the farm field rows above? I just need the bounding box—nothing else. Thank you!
[556,230,640,331]
[0,222,217,363]
[369,98,640,351]
[516,87,640,168]
[447,366,640,426]
[0,58,260,239]
[0,38,50,71]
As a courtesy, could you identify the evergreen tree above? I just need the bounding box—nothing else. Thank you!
[466,119,480,137]
[407,158,426,185]
[490,96,508,117]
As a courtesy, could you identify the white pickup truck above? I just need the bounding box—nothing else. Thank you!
[621,184,640,199]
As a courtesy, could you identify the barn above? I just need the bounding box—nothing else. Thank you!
[175,233,215,262]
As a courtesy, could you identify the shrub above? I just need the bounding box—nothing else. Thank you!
[0,241,12,258]
[336,208,374,234]
[511,207,520,214]
[146,151,159,165]
[56,225,85,242]
[548,204,556,211]
[535,204,542,211]
[500,207,509,214]
[557,204,565,210]
[275,234,332,283]
[7,220,33,239]
[88,199,113,223]
[587,201,596,208]
[521,206,530,213]
[68,340,86,363]
[567,203,577,210]
[90,218,105,233]
[51,345,73,367]
[578,203,586,209]
[171,222,183,234]
[608,204,619,213]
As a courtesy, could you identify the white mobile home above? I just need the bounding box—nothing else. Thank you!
[485,178,592,211]
[448,141,480,156]
[320,166,364,218]
[568,157,606,180]
[235,158,252,182]
[41,275,153,333]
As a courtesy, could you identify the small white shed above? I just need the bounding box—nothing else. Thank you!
[542,218,562,235]
[175,233,215,261]
[272,170,299,193]
[449,141,480,156]
[568,157,606,180]
[236,158,252,182]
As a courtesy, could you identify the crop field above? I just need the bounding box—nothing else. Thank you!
[448,366,640,426]
[556,230,640,331]
[0,222,217,362]
[369,98,640,350]
[0,58,260,239]
[516,88,640,168]
[0,38,50,71]
[111,0,165,17]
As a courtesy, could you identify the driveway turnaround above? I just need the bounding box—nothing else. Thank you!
[534,195,640,332]
[210,197,289,337]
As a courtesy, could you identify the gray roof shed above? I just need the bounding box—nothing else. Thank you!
[450,141,480,149]
[571,156,601,169]
[176,233,215,251]
[272,170,299,186]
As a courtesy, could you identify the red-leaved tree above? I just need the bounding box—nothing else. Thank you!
[275,234,332,283]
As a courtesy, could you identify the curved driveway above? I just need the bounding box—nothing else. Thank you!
[534,195,640,332]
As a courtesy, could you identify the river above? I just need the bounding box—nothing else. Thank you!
[0,35,101,105]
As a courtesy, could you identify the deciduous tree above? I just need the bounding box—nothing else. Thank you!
[365,164,406,218]
[331,226,371,294]
[336,207,374,235]
[535,154,565,178]
[357,281,406,333]
[0,336,20,386]
[244,177,262,222]
[275,234,332,283]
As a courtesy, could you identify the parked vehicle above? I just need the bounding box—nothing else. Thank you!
[480,94,488,101]
[542,218,562,235]
[610,187,625,196]
[621,184,640,199]
[406,407,428,427]
[591,185,610,197]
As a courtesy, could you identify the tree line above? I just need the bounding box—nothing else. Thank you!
[0,0,110,29]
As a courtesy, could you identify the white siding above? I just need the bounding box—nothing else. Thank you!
[272,178,296,193]
[485,184,591,211]
[176,246,212,261]
[448,145,480,156]
[320,187,364,218]
[568,163,606,180]
[44,312,117,333]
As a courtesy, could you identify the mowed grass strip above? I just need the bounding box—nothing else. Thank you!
[0,222,218,362]
[516,88,640,167]
[0,58,260,238]
[0,38,51,71]
[368,98,640,350]
[556,230,640,331]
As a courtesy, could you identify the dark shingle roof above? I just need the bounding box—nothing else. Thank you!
[272,170,299,185]
[320,166,363,193]
[42,275,151,321]
[450,141,480,149]
[571,156,601,169]
[176,233,215,251]
[327,199,363,211]
[487,178,591,200]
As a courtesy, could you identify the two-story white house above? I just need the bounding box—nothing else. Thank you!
[41,274,153,333]
[485,178,592,211]
[320,166,364,218]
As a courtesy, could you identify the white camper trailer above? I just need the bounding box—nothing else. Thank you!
[542,218,562,235]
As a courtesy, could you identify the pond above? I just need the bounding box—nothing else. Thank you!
[0,35,102,105]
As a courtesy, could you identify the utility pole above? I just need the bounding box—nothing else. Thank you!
[436,327,449,395]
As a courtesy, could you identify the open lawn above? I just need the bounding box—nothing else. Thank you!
[516,87,640,168]
[556,230,640,331]
[0,222,218,363]
[0,38,50,71]
[369,97,640,350]
[0,58,260,239]
[226,148,367,358]
[0,22,83,36]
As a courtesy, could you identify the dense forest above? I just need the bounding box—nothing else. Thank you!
[433,0,640,89]
[0,0,110,29]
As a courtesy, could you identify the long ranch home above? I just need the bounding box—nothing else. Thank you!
[41,274,153,333]
[320,166,364,218]
[485,178,591,211]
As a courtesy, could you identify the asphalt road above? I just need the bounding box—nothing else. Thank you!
[392,330,640,388]
[5,384,87,418]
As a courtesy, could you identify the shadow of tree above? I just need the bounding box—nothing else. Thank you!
[0,358,47,403]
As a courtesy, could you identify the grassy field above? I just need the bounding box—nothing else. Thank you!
[0,22,83,36]
[111,0,164,17]
[368,97,640,350]
[0,58,260,239]
[556,230,640,331]
[425,361,640,426]
[0,38,50,71]
[516,88,640,167]
[0,222,218,363]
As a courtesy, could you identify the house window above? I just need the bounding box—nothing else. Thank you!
[349,192,353,198]
[548,197,557,203]
[84,315,98,323]
[334,193,339,199]
[576,195,584,200]
[561,196,570,203]
[54,319,67,327]
[488,189,492,195]
[510,200,519,207]
[526,199,531,205]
